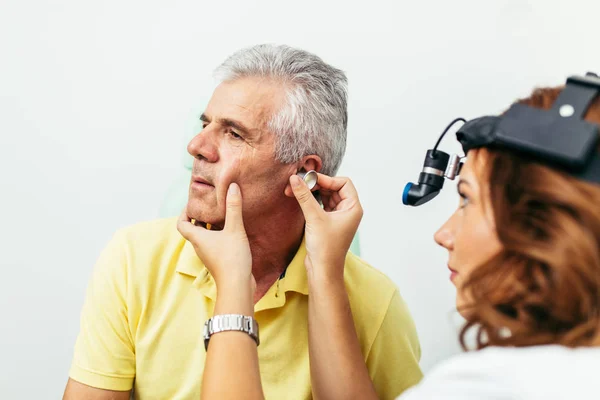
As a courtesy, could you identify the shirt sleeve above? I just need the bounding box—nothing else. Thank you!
[398,351,513,400]
[366,289,424,400]
[69,230,135,391]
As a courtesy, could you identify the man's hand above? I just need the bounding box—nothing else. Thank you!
[289,173,363,282]
[177,183,255,294]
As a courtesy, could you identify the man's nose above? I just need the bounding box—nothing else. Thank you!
[187,129,219,163]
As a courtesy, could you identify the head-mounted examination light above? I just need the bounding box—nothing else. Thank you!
[403,72,600,207]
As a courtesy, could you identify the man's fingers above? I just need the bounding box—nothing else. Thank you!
[290,175,322,220]
[224,183,245,232]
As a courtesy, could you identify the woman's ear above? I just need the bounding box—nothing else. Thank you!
[284,155,323,197]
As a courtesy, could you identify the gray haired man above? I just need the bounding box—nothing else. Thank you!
[64,44,423,400]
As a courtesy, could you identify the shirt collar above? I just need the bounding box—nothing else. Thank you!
[278,237,309,296]
[175,236,309,302]
[175,239,207,278]
[175,239,217,300]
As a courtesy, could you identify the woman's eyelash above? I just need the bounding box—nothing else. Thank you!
[458,191,469,208]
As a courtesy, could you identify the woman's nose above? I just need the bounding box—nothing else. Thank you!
[434,221,454,250]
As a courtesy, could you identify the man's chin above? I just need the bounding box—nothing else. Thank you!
[185,200,223,227]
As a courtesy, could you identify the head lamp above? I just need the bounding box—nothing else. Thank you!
[403,72,600,206]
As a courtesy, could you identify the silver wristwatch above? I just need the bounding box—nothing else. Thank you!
[203,314,260,350]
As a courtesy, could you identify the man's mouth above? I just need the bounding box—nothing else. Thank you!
[191,176,215,191]
[192,176,214,186]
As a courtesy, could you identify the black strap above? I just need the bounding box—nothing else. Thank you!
[578,152,600,185]
[551,82,599,119]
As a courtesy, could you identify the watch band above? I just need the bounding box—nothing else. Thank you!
[203,314,260,350]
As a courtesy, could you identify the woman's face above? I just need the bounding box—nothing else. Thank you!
[434,149,503,314]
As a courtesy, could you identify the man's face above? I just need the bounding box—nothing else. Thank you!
[186,77,296,228]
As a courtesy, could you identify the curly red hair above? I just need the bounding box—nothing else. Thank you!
[460,87,600,350]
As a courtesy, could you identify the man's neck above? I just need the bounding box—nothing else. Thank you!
[245,205,305,303]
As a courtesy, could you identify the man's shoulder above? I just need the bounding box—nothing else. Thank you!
[343,252,404,327]
[343,252,420,365]
[343,252,398,299]
[115,216,182,246]
[108,217,186,273]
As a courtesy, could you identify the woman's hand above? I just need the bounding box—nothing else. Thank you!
[292,174,379,400]
[177,183,256,296]
[289,173,363,282]
[185,184,264,400]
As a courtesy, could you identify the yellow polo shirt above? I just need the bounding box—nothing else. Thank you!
[70,218,422,399]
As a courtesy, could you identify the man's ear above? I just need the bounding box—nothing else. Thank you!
[284,155,323,197]
[301,155,322,175]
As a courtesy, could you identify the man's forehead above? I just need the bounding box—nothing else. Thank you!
[205,77,285,129]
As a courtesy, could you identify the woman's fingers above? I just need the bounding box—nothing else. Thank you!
[176,210,194,240]
[314,173,359,202]
[319,183,355,212]
[177,209,210,244]
[290,175,323,221]
[313,173,346,192]
[224,183,246,234]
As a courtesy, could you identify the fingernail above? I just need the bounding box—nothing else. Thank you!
[290,175,302,188]
[228,183,240,195]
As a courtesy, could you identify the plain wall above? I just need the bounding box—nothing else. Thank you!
[1,0,599,397]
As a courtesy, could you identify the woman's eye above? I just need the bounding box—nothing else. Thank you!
[458,191,470,209]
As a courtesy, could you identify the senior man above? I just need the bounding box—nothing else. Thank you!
[64,44,423,399]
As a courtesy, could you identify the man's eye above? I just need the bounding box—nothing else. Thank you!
[202,123,209,129]
[228,130,243,140]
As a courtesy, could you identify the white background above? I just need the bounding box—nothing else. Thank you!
[1,0,599,397]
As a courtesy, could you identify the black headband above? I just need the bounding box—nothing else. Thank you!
[456,73,600,184]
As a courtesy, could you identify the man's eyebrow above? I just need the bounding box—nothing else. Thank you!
[199,113,253,136]
[219,118,252,135]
